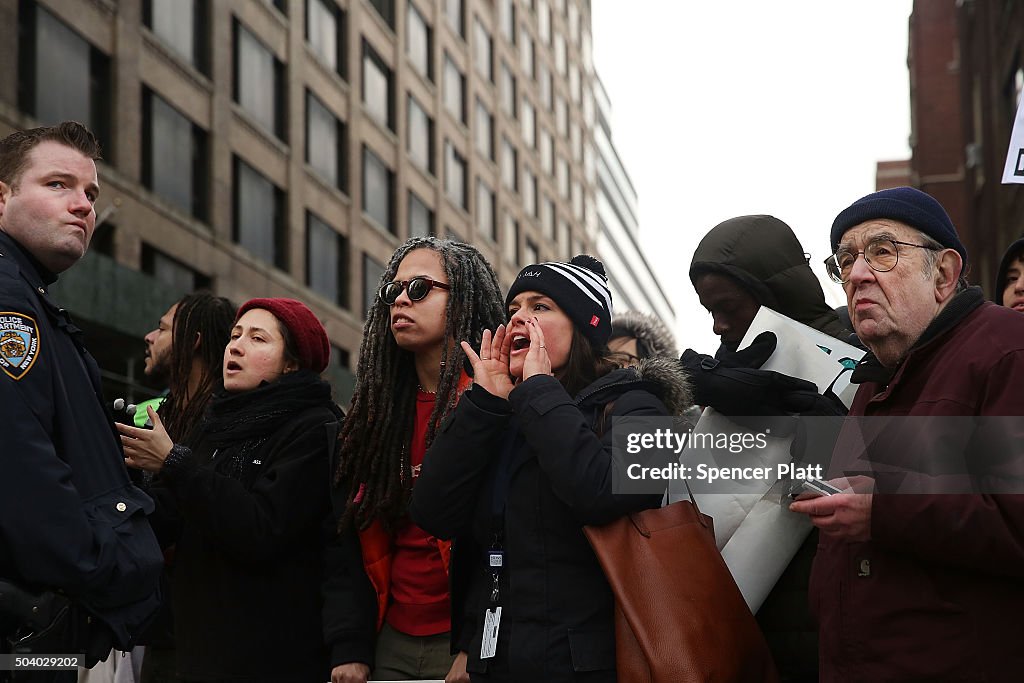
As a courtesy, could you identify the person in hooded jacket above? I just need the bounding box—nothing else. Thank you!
[683,214,853,682]
[410,255,691,683]
[995,236,1024,311]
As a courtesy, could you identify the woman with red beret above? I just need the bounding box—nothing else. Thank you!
[117,298,342,683]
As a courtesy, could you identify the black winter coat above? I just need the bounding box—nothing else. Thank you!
[410,364,689,683]
[0,232,162,657]
[149,401,341,683]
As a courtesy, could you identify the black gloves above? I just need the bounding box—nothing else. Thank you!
[679,332,847,418]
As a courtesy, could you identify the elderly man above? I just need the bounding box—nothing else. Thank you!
[790,187,1024,681]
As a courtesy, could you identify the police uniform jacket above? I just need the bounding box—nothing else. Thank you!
[0,231,163,651]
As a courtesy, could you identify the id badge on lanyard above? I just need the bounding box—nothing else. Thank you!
[480,546,503,659]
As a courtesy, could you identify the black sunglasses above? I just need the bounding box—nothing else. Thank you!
[378,277,451,305]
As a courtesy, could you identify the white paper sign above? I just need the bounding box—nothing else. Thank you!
[740,306,865,408]
[1003,93,1024,184]
[668,307,865,612]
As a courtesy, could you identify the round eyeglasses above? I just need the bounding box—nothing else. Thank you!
[824,237,939,284]
[378,277,451,305]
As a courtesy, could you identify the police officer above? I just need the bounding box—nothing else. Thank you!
[0,122,163,677]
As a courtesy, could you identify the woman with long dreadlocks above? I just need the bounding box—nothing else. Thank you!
[410,255,691,683]
[324,237,504,683]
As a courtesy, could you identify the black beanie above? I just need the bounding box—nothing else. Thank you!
[830,187,967,267]
[505,255,614,349]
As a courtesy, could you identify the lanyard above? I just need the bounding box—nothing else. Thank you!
[486,424,522,606]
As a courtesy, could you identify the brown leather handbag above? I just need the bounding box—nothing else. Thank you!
[584,491,780,683]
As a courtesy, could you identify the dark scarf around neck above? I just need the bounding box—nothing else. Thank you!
[201,369,334,448]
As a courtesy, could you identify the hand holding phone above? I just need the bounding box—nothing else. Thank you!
[800,478,844,497]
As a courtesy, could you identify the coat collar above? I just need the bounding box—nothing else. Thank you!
[0,231,59,288]
[850,286,986,386]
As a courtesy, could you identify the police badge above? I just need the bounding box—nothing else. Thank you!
[0,312,40,380]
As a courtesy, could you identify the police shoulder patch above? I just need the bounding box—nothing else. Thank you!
[0,312,41,380]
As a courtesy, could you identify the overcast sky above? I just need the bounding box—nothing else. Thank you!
[591,0,914,353]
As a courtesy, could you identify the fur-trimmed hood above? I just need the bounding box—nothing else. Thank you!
[610,310,678,359]
[576,357,693,418]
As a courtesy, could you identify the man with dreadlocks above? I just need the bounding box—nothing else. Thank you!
[324,238,505,683]
[140,292,236,441]
[136,291,234,683]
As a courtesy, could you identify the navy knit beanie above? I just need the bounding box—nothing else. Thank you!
[505,255,614,349]
[830,187,967,266]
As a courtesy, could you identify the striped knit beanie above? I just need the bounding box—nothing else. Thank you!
[505,254,614,349]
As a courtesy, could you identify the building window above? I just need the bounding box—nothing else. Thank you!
[142,88,208,220]
[362,146,395,233]
[368,0,395,28]
[474,18,493,82]
[475,99,494,161]
[524,238,539,266]
[570,65,581,104]
[306,0,345,78]
[142,244,208,291]
[443,53,466,123]
[540,128,553,175]
[501,137,518,192]
[19,4,112,154]
[476,179,496,241]
[572,179,583,220]
[363,253,385,318]
[363,40,394,131]
[523,166,537,216]
[569,2,580,44]
[557,156,569,198]
[406,2,433,81]
[500,62,517,119]
[558,218,570,260]
[555,96,568,137]
[533,64,549,112]
[522,98,535,148]
[503,212,519,265]
[408,94,435,174]
[555,32,567,76]
[444,0,464,37]
[538,0,551,45]
[445,141,468,209]
[541,195,554,239]
[143,0,207,72]
[306,90,346,192]
[409,191,434,238]
[571,122,582,162]
[233,20,286,140]
[307,212,349,308]
[520,29,534,79]
[499,0,515,44]
[233,157,286,269]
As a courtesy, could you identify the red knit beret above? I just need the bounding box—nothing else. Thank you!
[235,298,330,374]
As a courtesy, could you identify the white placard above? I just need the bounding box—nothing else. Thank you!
[669,307,864,612]
[739,306,865,408]
[1003,93,1024,184]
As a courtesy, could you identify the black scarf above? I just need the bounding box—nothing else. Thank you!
[199,370,334,481]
